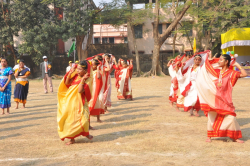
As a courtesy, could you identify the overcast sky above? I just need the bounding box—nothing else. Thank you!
[93,0,112,7]
[93,0,144,8]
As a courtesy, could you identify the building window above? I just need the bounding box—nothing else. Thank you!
[183,29,193,37]
[124,37,128,43]
[159,24,162,34]
[134,25,143,38]
[94,38,100,44]
[102,38,108,44]
[109,37,115,44]
[166,23,174,37]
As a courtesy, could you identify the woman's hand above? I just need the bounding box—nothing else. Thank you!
[0,87,5,92]
[82,73,89,81]
[233,62,240,68]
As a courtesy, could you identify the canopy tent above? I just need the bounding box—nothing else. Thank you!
[221,28,250,63]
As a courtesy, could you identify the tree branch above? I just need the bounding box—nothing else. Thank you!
[159,0,192,46]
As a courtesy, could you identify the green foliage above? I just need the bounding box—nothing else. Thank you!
[186,0,250,51]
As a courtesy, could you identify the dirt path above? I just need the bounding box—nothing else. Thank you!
[0,77,250,166]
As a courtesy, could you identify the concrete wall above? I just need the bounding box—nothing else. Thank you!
[88,43,129,57]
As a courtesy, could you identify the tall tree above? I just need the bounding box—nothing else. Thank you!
[43,0,104,61]
[99,0,151,76]
[187,0,250,52]
[146,0,192,76]
[0,0,60,65]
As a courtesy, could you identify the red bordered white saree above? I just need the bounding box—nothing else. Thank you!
[196,55,242,140]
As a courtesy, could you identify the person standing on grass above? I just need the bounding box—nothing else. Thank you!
[66,61,73,73]
[89,59,105,125]
[0,58,13,115]
[102,53,116,113]
[57,60,93,145]
[14,59,31,109]
[114,59,133,100]
[176,54,204,117]
[196,53,247,143]
[40,56,53,94]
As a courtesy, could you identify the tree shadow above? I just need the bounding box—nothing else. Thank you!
[0,124,39,132]
[108,105,158,113]
[112,108,151,115]
[29,103,57,108]
[0,116,53,125]
[13,108,56,114]
[237,118,250,126]
[94,120,148,130]
[0,111,54,119]
[105,113,151,122]
[235,109,247,112]
[133,95,162,100]
[241,127,250,141]
[0,133,21,140]
[78,129,152,143]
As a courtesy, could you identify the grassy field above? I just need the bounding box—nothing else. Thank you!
[0,77,250,166]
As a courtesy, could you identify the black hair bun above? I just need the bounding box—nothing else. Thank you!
[79,60,88,70]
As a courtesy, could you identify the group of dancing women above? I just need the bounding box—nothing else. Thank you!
[0,58,31,115]
[57,53,133,145]
[168,50,247,143]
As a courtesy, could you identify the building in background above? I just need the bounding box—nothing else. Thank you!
[93,24,128,44]
[127,7,195,55]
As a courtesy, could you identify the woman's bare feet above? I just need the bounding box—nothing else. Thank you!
[89,126,96,130]
[86,135,93,140]
[104,107,109,113]
[66,139,75,145]
[194,111,200,117]
[97,115,102,123]
[169,102,174,108]
[234,139,244,143]
[175,107,181,112]
[1,112,4,115]
[206,137,212,142]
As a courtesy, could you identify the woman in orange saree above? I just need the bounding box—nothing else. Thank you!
[57,60,93,145]
[196,53,247,143]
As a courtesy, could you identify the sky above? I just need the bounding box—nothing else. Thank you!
[93,0,144,9]
[93,0,112,7]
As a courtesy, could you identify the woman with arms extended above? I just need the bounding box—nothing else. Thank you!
[57,60,93,145]
[115,59,133,100]
[14,59,31,109]
[176,53,205,117]
[0,58,13,115]
[196,53,247,143]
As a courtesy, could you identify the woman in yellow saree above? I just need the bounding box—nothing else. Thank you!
[57,60,93,145]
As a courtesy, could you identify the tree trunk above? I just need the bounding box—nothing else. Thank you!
[173,28,177,57]
[127,1,141,76]
[146,0,192,76]
[152,41,162,75]
[82,24,94,59]
[76,34,85,61]
[129,23,141,76]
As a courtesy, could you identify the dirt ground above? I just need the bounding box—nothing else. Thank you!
[0,76,250,166]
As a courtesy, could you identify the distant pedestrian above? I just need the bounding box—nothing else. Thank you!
[66,61,72,73]
[40,56,53,94]
[14,59,30,109]
[0,58,13,115]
